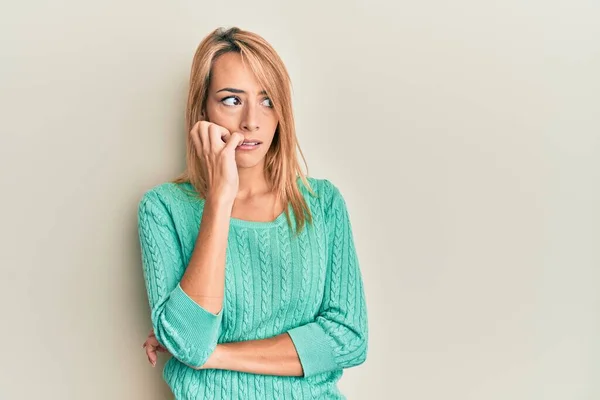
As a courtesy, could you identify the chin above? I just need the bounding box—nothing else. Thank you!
[235,156,265,169]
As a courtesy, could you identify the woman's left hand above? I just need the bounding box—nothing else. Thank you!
[142,328,169,367]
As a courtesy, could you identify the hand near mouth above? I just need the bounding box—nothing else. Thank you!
[190,120,245,205]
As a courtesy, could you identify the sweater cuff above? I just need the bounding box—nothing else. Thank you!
[287,322,338,377]
[158,282,223,366]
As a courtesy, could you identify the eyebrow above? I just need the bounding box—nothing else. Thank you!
[216,87,267,95]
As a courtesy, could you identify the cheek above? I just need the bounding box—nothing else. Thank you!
[206,105,240,127]
[262,112,278,130]
[263,122,278,142]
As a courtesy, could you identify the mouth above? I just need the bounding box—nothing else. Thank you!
[237,139,262,151]
[241,139,262,145]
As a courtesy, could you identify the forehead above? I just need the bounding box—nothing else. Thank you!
[210,52,261,92]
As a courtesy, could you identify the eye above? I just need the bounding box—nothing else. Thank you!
[221,96,241,106]
[261,97,273,108]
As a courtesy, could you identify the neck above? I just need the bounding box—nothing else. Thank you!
[236,162,270,200]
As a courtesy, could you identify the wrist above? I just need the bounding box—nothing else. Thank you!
[205,195,234,211]
[206,187,236,206]
[204,344,228,370]
[204,197,234,220]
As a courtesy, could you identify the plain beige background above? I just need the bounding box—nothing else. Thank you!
[1,0,599,399]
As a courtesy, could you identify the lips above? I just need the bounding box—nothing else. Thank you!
[241,139,262,145]
[236,139,262,151]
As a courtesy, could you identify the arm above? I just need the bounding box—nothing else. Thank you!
[137,190,232,368]
[199,333,303,376]
[198,180,369,377]
[179,195,232,314]
[286,180,369,377]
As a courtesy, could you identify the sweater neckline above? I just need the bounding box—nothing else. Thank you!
[179,182,291,229]
[229,203,291,229]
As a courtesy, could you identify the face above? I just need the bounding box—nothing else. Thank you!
[203,52,278,169]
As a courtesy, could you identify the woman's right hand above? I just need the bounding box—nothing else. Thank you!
[142,328,169,367]
[190,121,245,205]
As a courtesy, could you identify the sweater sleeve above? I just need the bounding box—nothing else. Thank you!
[137,191,223,368]
[287,180,369,378]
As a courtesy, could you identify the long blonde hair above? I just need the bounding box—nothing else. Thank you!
[173,27,314,235]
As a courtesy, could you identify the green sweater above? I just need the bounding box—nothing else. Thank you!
[137,176,368,399]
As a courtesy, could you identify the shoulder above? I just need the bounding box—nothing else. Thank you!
[301,176,346,210]
[137,181,197,217]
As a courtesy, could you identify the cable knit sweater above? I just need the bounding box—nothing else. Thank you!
[137,176,368,400]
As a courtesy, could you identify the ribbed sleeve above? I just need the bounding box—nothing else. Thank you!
[287,180,369,378]
[137,191,223,368]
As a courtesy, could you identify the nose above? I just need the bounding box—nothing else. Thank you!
[240,102,260,132]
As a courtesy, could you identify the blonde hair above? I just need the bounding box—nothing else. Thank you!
[172,26,314,235]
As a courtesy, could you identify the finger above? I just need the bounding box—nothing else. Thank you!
[145,344,153,359]
[146,345,157,366]
[146,347,154,364]
[142,336,159,351]
[208,123,229,153]
[190,121,204,158]
[199,121,211,156]
[146,336,160,347]
[220,129,232,145]
[223,132,245,154]
[147,354,156,367]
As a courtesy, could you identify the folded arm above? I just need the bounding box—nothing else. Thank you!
[138,190,230,368]
[201,180,369,377]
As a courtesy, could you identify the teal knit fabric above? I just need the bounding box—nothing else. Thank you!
[137,176,368,399]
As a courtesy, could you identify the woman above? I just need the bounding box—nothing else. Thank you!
[137,26,368,399]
